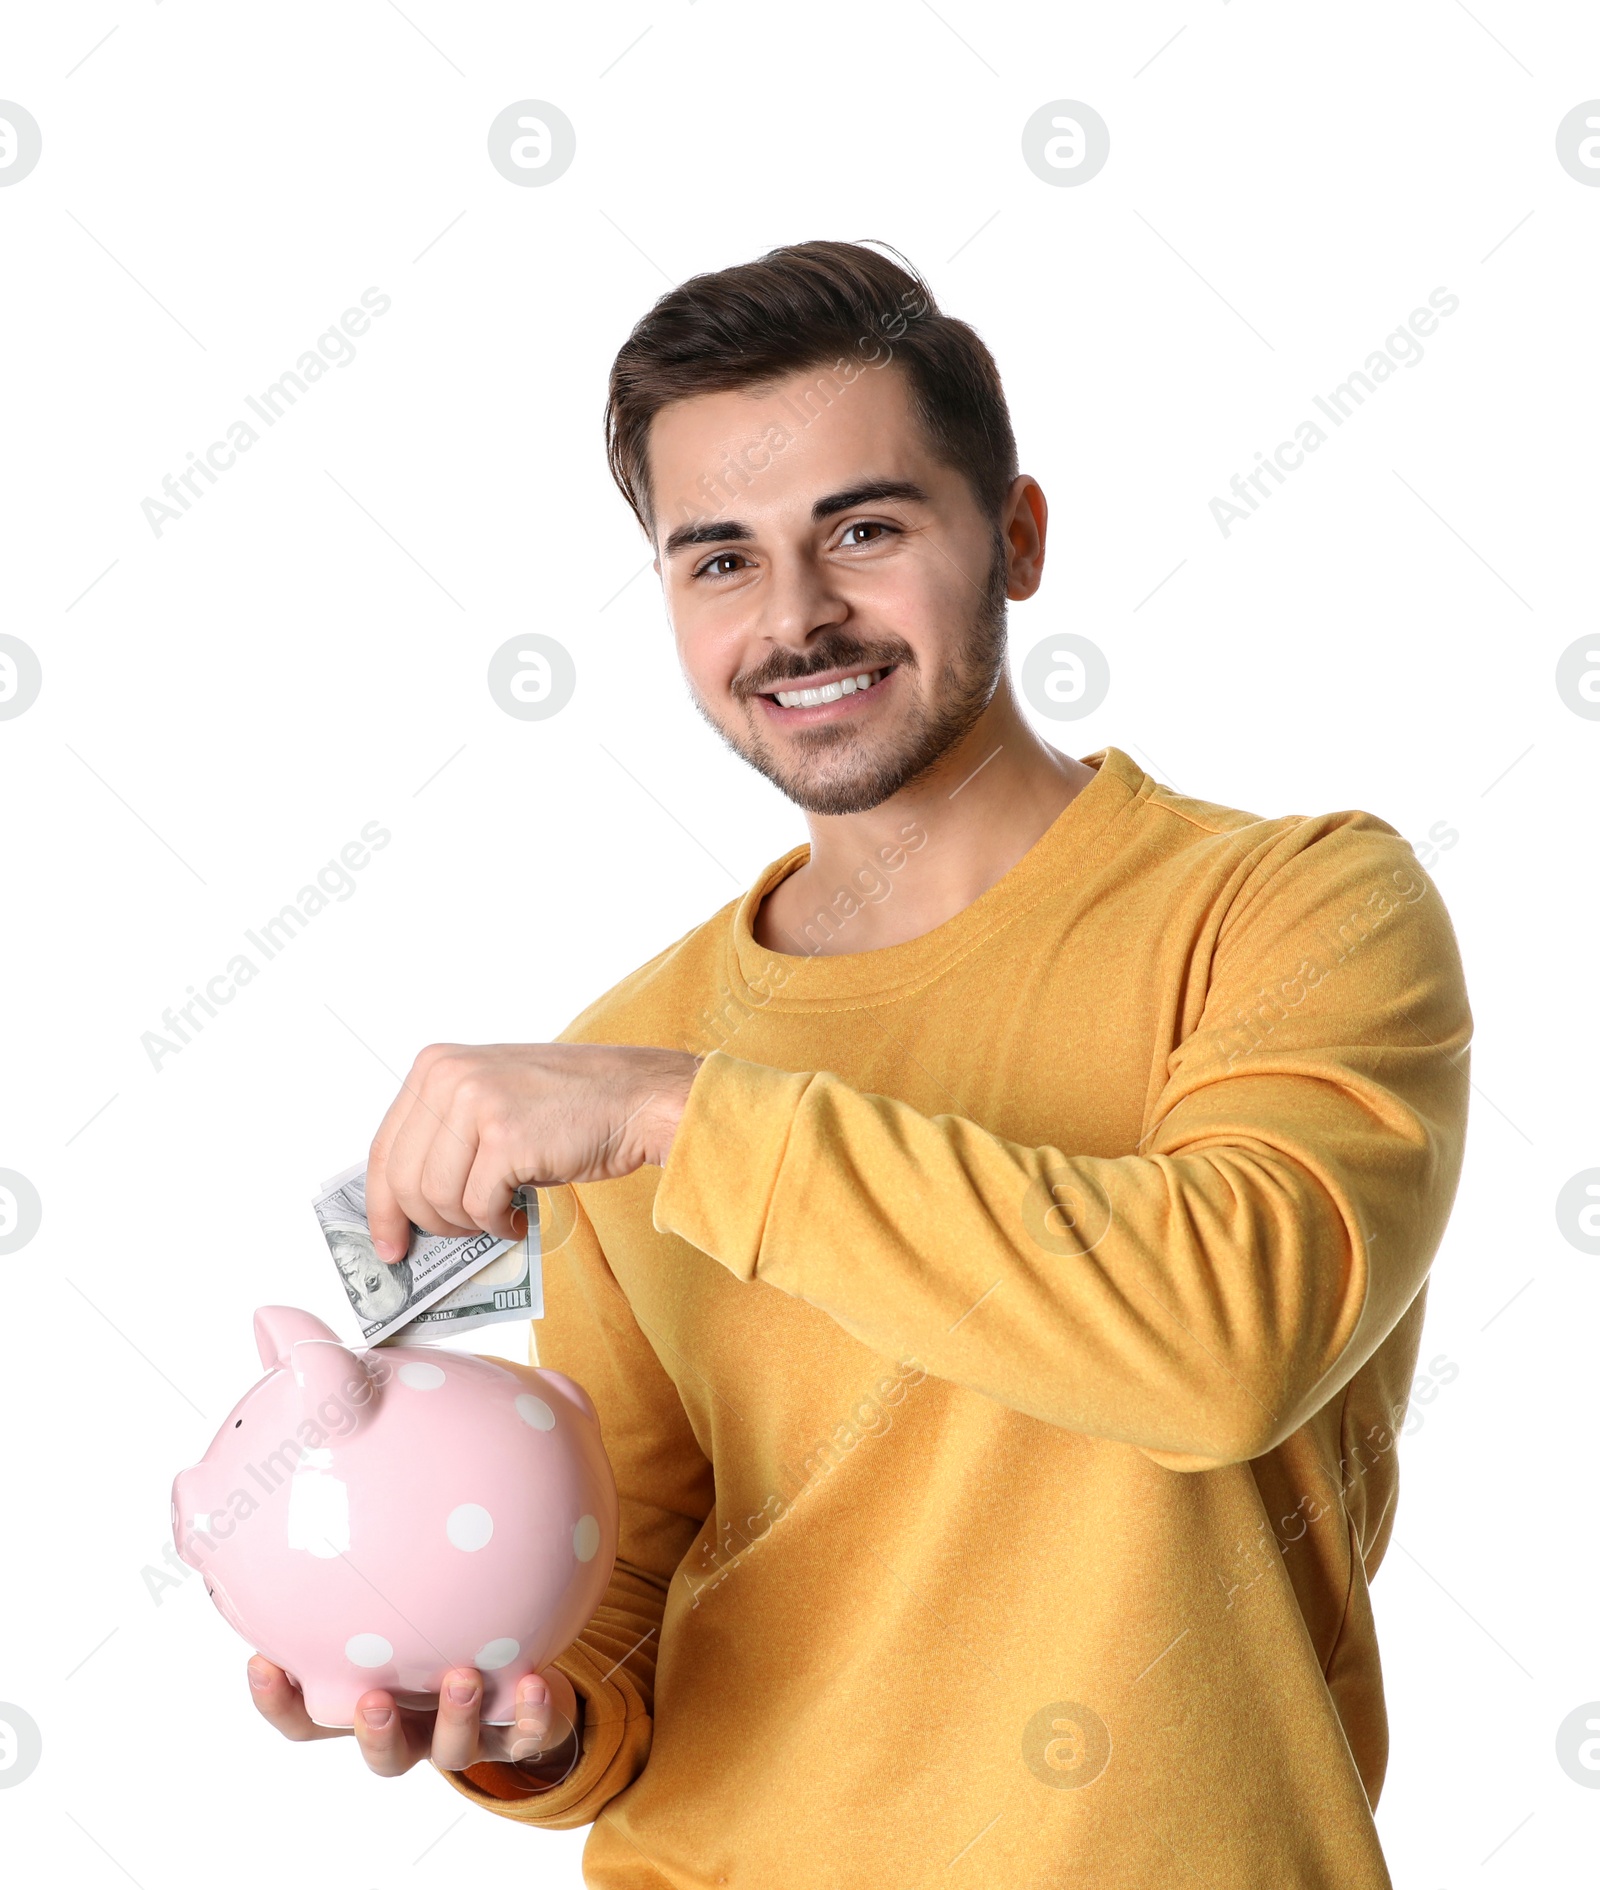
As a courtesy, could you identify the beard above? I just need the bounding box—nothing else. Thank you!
[689,536,1010,817]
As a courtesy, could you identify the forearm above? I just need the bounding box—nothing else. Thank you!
[653,1050,1465,1469]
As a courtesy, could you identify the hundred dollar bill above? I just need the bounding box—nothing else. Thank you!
[313,1162,528,1346]
[389,1190,545,1339]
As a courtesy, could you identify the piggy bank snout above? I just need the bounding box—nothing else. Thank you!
[171,1466,209,1569]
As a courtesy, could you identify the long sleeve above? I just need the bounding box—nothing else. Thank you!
[653,825,1473,1473]
[441,1185,714,1825]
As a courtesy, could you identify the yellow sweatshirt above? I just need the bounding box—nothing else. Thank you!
[442,745,1471,1889]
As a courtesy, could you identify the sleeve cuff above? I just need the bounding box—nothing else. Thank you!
[457,1754,571,1800]
[653,1051,813,1282]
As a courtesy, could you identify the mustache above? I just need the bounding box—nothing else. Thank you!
[733,636,916,701]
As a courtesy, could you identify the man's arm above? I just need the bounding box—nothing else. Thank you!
[652,825,1473,1471]
[444,1184,714,1825]
[361,826,1470,1475]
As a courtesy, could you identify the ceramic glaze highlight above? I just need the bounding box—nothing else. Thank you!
[171,1306,617,1726]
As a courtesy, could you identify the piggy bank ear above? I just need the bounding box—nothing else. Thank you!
[289,1338,374,1432]
[255,1305,342,1369]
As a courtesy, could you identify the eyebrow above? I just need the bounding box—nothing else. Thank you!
[813,478,930,519]
[660,478,931,559]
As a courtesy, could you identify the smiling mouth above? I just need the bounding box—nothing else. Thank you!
[758,666,894,712]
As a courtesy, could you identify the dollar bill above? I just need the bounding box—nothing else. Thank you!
[390,1199,545,1339]
[312,1163,539,1346]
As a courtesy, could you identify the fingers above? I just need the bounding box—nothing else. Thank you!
[372,1041,679,1254]
[250,1653,576,1786]
[385,1054,482,1240]
[460,1145,523,1244]
[414,1094,483,1237]
[425,1670,576,1774]
[505,1673,562,1764]
[366,1082,421,1261]
[536,1664,580,1742]
[421,1669,576,1774]
[246,1657,347,1742]
[428,1667,488,1772]
[351,1688,430,1777]
[368,1044,476,1253]
[497,1668,581,1772]
[466,1673,573,1768]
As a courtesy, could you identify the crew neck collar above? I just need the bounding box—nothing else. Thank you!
[723,746,1145,1012]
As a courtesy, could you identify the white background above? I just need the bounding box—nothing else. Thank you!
[1,3,1597,1885]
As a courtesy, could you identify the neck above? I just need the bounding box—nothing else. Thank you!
[752,677,1099,956]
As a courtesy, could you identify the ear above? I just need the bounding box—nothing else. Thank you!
[288,1339,374,1432]
[254,1305,342,1370]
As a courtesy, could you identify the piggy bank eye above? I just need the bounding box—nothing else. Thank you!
[234,1419,243,1428]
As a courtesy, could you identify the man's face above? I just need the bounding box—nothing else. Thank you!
[333,1232,408,1320]
[647,363,1025,816]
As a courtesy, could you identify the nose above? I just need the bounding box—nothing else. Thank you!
[757,545,850,657]
[171,1467,206,1568]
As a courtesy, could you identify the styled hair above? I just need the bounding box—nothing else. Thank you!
[604,239,1019,535]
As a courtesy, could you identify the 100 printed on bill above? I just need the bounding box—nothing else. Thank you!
[311,1164,545,1345]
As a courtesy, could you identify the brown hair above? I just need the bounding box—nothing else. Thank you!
[604,239,1019,536]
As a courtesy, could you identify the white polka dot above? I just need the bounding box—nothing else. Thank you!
[399,1361,446,1390]
[475,1637,520,1670]
[573,1515,601,1562]
[515,1393,556,1430]
[446,1503,494,1551]
[345,1632,393,1668]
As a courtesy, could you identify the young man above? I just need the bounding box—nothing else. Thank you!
[251,242,1471,1888]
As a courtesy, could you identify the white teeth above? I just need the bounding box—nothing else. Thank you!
[774,669,881,709]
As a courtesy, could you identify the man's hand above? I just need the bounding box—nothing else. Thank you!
[248,1657,582,1781]
[366,1043,702,1259]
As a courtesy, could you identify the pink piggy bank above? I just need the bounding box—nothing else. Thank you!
[171,1305,617,1728]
